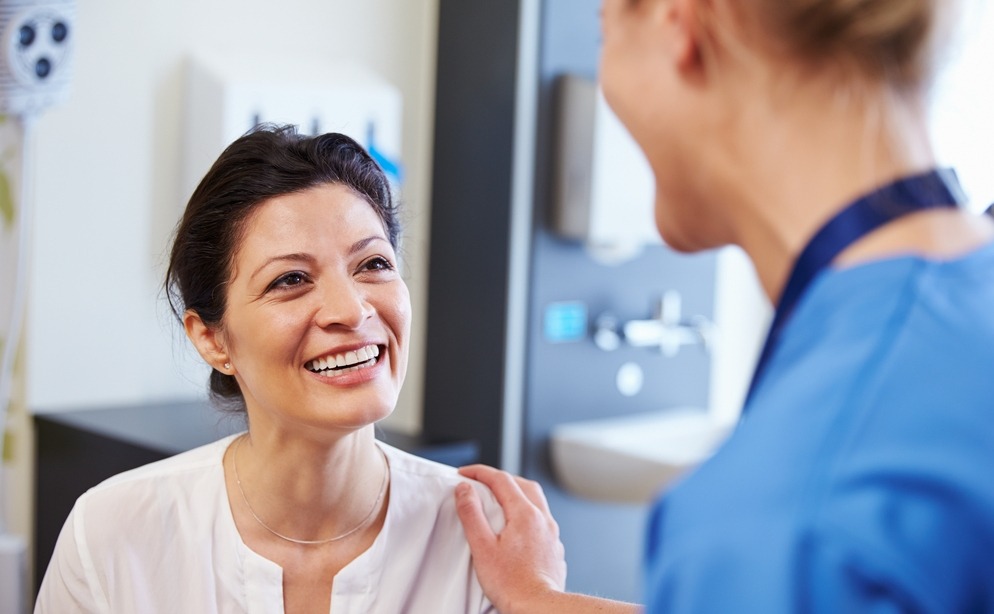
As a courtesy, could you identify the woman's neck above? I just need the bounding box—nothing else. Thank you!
[226,423,387,543]
[716,81,948,304]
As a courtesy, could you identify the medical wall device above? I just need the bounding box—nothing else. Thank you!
[183,53,403,207]
[0,0,73,116]
[551,74,660,263]
[0,1,75,611]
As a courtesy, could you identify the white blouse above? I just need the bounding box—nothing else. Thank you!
[35,434,504,613]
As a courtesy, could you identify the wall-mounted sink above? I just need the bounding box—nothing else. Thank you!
[550,408,735,504]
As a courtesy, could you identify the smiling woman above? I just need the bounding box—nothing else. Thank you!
[188,182,410,437]
[34,126,504,614]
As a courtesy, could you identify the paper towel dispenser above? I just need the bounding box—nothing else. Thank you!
[552,74,660,263]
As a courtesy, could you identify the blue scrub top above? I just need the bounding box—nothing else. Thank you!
[645,241,994,612]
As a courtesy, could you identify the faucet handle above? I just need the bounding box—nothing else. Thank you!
[624,318,698,357]
[689,314,717,354]
[593,313,622,351]
[659,290,682,326]
[594,294,716,357]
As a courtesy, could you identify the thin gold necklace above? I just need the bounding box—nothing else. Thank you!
[232,435,389,545]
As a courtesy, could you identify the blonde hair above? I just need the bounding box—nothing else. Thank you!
[731,0,954,91]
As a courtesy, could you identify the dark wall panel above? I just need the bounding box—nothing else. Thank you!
[423,0,522,465]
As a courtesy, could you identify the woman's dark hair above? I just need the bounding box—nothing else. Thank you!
[164,124,400,408]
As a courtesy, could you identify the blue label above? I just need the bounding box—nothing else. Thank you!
[543,301,588,343]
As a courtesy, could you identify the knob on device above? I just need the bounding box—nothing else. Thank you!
[0,0,75,116]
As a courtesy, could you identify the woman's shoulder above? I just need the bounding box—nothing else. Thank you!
[92,434,234,486]
[378,441,490,493]
[350,443,501,612]
[378,441,465,481]
[40,436,242,612]
[76,434,236,518]
[378,442,504,530]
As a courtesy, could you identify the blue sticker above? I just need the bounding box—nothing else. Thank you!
[544,301,588,343]
[367,122,403,183]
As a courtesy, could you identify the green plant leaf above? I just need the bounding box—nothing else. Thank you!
[0,168,14,227]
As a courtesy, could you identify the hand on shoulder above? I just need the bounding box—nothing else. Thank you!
[455,465,641,614]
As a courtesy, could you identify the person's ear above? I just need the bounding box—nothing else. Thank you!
[667,0,708,75]
[638,0,709,77]
[183,309,232,373]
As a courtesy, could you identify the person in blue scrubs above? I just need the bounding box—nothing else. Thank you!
[453,0,994,612]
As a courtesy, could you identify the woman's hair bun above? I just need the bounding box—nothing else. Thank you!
[759,0,944,88]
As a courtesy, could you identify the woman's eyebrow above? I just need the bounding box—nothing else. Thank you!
[349,235,389,255]
[249,253,316,282]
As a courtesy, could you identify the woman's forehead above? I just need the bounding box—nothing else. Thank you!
[235,185,388,259]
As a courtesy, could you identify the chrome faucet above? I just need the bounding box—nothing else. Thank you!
[594,291,715,357]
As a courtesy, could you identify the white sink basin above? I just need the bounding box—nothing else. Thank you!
[550,408,735,504]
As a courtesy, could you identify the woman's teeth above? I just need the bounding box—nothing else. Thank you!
[305,345,381,374]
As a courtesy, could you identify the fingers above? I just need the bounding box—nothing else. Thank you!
[459,464,553,516]
[459,465,528,509]
[455,482,497,553]
[457,464,506,483]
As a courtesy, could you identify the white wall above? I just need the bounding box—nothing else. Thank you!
[710,247,770,423]
[931,0,994,212]
[8,0,438,558]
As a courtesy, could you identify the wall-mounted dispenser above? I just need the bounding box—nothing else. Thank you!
[552,74,659,263]
[183,53,403,204]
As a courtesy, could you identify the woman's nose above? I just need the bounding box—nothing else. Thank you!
[314,280,374,330]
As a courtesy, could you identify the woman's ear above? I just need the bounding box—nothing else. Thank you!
[183,310,231,373]
[633,0,709,80]
[668,0,708,74]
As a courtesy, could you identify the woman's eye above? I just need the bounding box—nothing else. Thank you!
[361,257,395,272]
[269,271,308,291]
